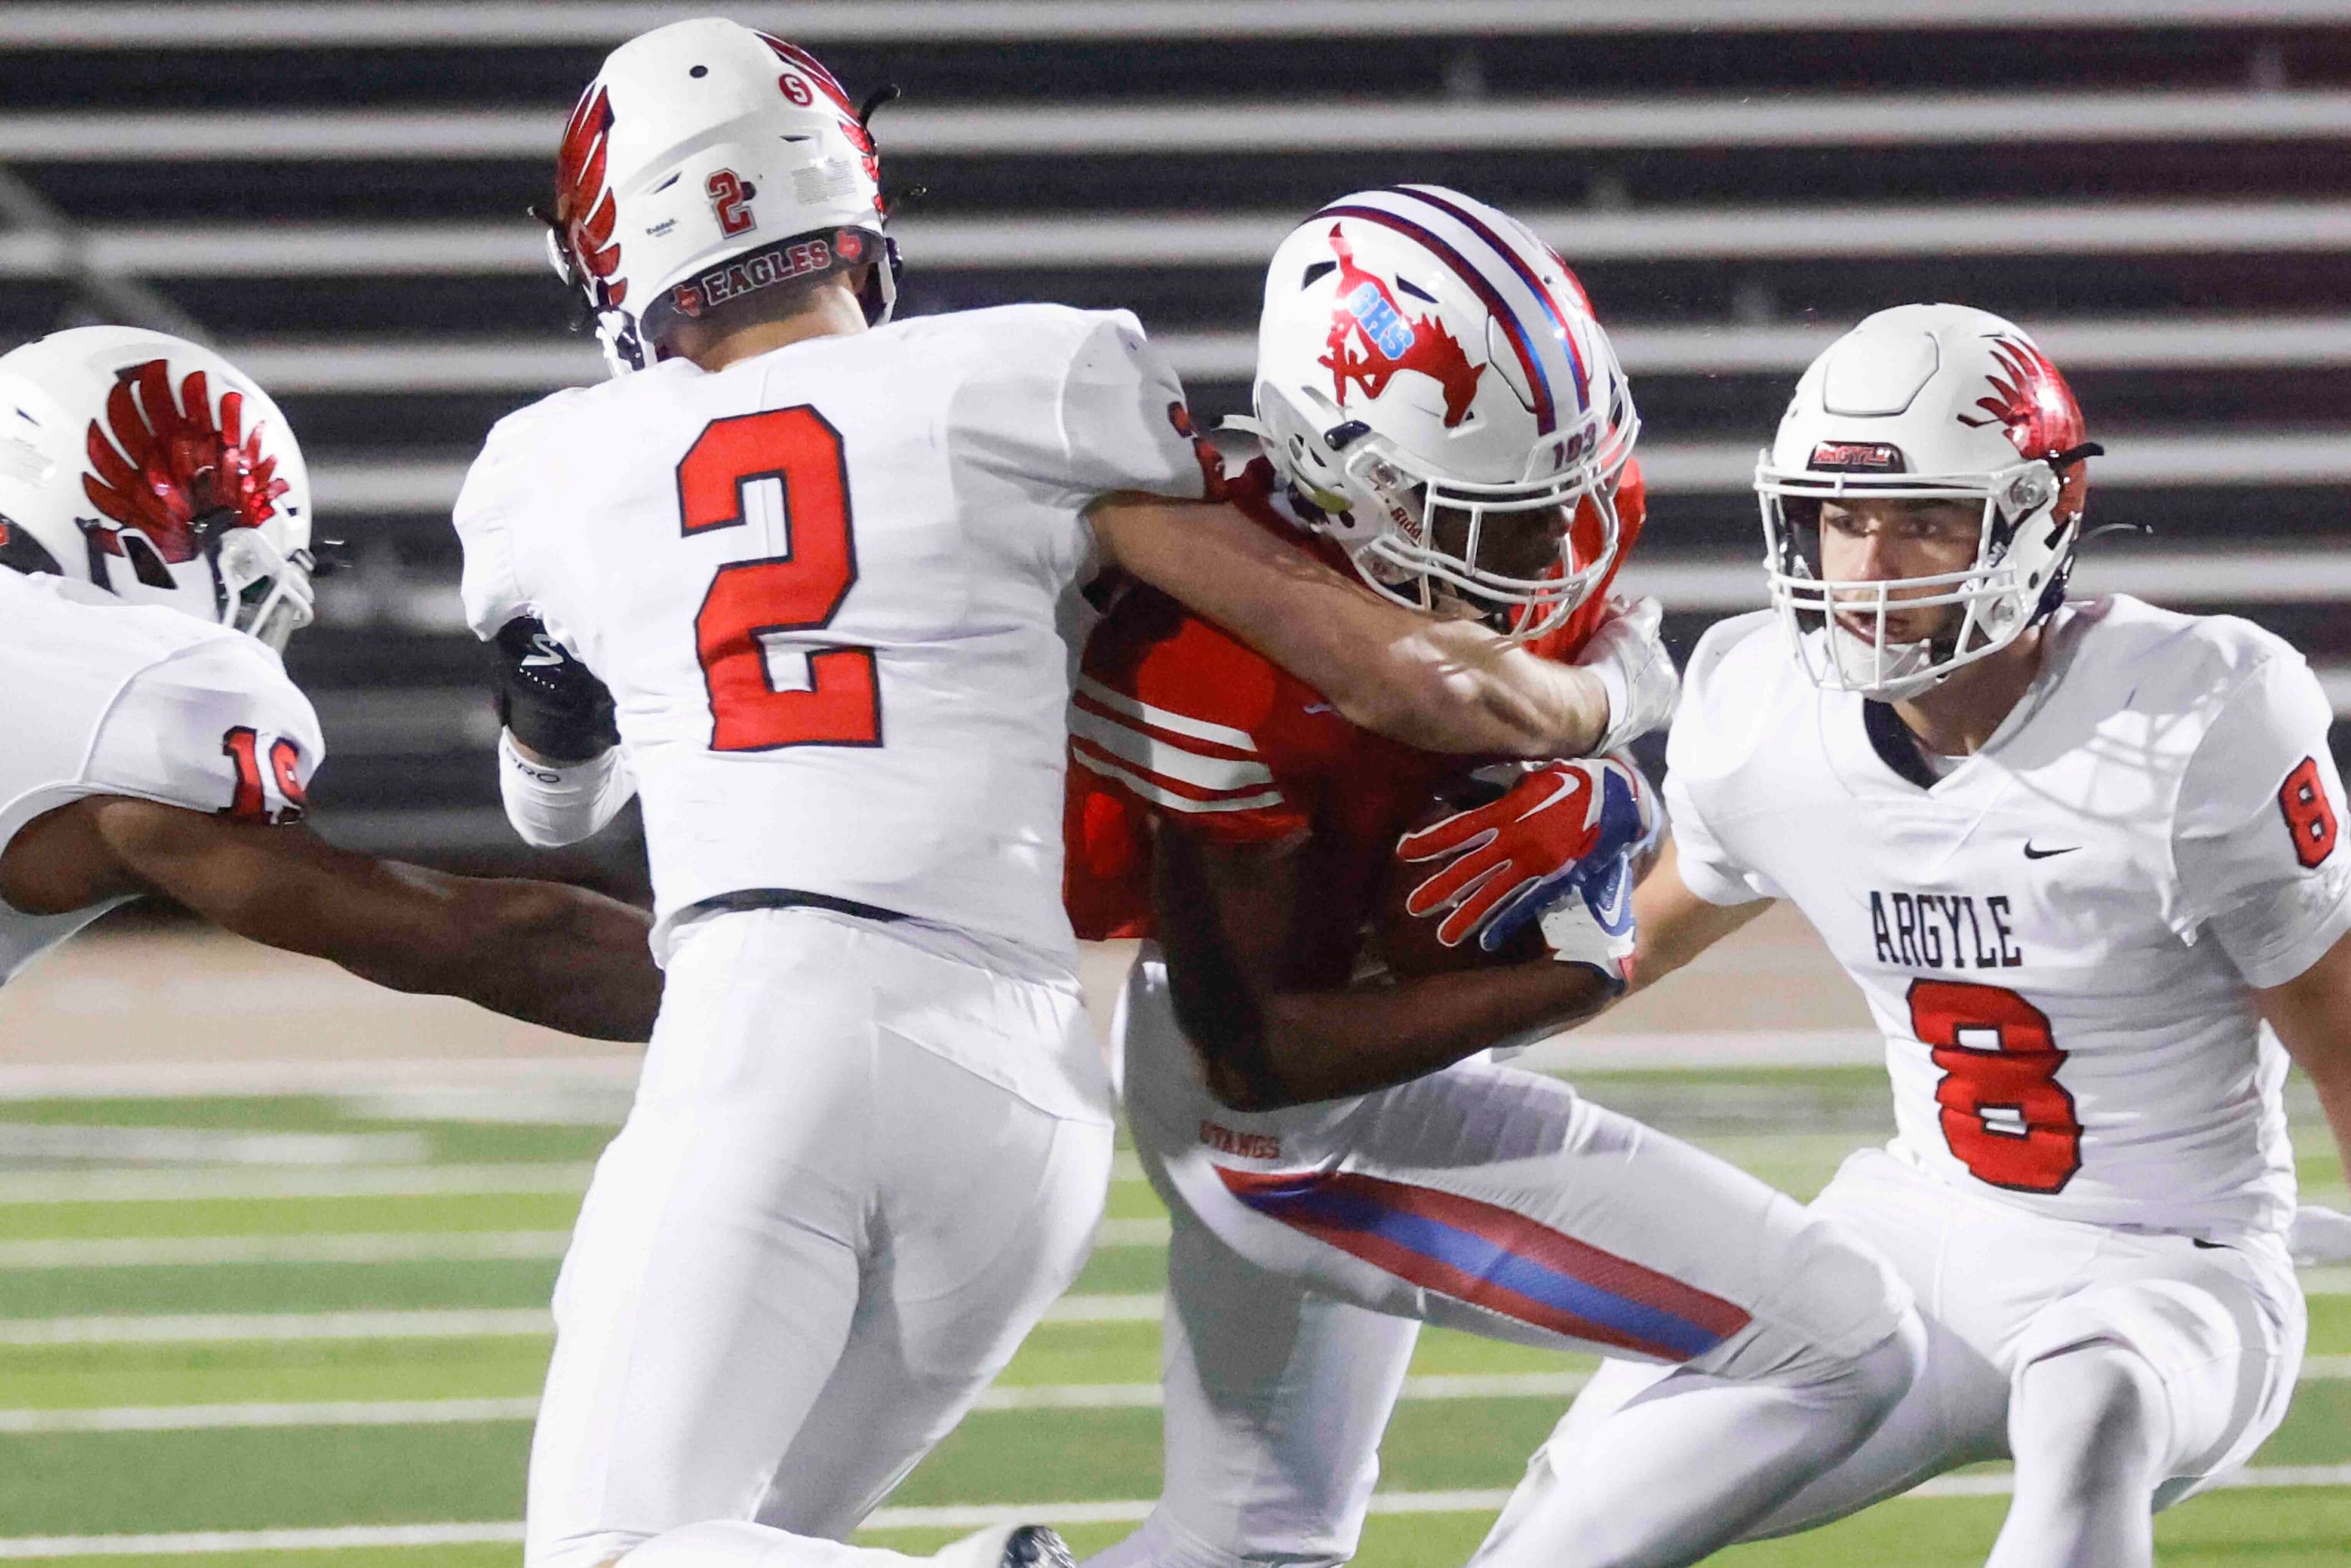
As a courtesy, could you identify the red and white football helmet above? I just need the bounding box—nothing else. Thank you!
[544,18,897,374]
[1239,185,1639,644]
[0,326,314,650]
[1757,302,2100,701]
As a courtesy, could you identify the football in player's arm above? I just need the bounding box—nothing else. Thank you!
[1154,750,1649,1111]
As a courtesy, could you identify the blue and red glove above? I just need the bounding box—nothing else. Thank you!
[1394,756,1655,984]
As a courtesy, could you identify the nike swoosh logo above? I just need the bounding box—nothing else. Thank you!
[1302,702,1337,716]
[2022,842,2080,860]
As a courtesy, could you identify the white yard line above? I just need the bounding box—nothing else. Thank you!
[0,1308,556,1347]
[0,1125,429,1167]
[0,1220,1154,1275]
[13,1361,2348,1434]
[0,1055,643,1101]
[0,1398,539,1434]
[6,1274,2345,1345]
[0,1521,526,1560]
[1039,1293,1163,1323]
[10,1463,2351,1558]
[0,1162,595,1205]
[973,1371,1594,1412]
[862,1464,2351,1530]
[2303,1265,2351,1295]
[0,1230,573,1269]
[0,1296,1163,1344]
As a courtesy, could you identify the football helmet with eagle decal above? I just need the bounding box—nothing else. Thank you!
[1238,185,1639,644]
[0,326,314,650]
[543,17,897,374]
[1757,302,2101,701]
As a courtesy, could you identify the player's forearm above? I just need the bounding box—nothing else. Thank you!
[1344,621,1610,760]
[1186,966,1613,1111]
[2257,930,2351,1183]
[1625,840,1770,996]
[350,867,662,1043]
[1091,494,1607,758]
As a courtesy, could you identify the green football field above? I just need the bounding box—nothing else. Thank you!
[0,1067,2344,1565]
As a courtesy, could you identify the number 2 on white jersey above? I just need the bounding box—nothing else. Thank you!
[677,406,882,753]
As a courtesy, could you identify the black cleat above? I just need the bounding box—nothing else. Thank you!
[999,1525,1074,1568]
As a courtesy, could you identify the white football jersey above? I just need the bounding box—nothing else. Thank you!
[456,304,1211,968]
[0,570,323,984]
[1667,598,2351,1240]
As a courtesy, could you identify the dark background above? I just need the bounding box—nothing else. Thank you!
[5,1,2346,899]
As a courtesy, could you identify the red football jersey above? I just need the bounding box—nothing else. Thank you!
[1064,457,1645,959]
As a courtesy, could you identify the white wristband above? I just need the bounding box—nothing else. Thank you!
[497,729,635,848]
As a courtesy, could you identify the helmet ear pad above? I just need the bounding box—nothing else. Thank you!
[0,515,62,576]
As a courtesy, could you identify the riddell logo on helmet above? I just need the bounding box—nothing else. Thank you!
[1319,227,1484,428]
[1809,442,1907,473]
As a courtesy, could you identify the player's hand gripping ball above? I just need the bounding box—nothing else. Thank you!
[1377,774,1548,976]
[1383,756,1654,989]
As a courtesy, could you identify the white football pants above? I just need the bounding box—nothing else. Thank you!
[1084,956,1922,1568]
[526,908,1115,1568]
[1515,1146,2305,1563]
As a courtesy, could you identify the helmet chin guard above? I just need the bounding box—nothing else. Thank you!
[1246,185,1639,645]
[1757,303,2098,701]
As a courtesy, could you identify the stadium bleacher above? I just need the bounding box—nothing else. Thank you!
[0,0,2344,879]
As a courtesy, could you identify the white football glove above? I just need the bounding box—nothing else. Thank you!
[1534,842,1639,990]
[1577,594,1680,756]
[2288,1203,2351,1267]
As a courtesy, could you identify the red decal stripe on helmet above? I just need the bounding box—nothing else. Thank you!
[756,34,857,118]
[82,360,286,564]
[554,84,625,304]
[1317,202,1557,437]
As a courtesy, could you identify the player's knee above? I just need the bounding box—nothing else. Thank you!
[1852,1300,1928,1413]
[2011,1342,2168,1486]
[1767,1210,1919,1371]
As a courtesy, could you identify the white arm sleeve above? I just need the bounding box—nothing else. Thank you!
[498,729,636,849]
[2173,652,2351,989]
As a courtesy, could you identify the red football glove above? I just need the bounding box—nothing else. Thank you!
[1395,756,1653,952]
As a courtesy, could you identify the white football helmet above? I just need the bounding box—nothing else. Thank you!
[1757,303,2099,701]
[0,326,314,650]
[1240,185,1639,643]
[544,18,897,373]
